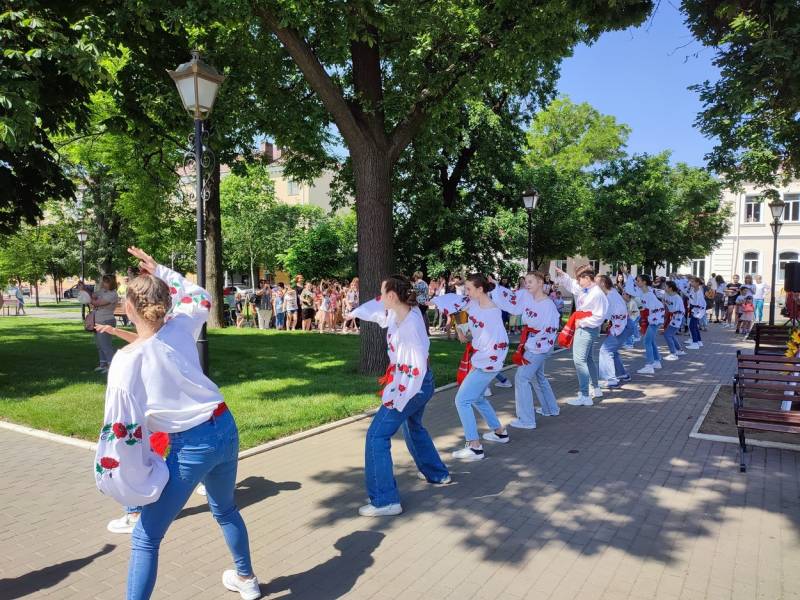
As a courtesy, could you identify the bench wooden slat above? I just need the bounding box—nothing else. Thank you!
[738,420,800,434]
[738,390,800,403]
[738,364,800,373]
[738,373,800,383]
[737,353,800,363]
[738,407,800,422]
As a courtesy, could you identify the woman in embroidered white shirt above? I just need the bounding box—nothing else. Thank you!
[662,281,686,361]
[431,274,510,461]
[349,275,450,517]
[553,264,609,406]
[686,276,706,350]
[635,273,665,375]
[92,247,261,600]
[597,275,634,389]
[490,272,561,428]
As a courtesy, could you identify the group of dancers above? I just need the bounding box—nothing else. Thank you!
[91,252,707,599]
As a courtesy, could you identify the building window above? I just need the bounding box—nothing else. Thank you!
[743,195,761,223]
[287,180,300,196]
[779,251,799,281]
[784,194,800,222]
[691,258,706,279]
[554,258,568,272]
[588,259,600,273]
[742,252,759,276]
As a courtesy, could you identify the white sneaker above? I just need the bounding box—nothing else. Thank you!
[676,350,687,356]
[484,387,493,397]
[358,503,403,517]
[107,513,139,534]
[566,394,593,406]
[664,354,679,361]
[686,343,699,350]
[652,361,662,369]
[590,387,603,398]
[494,380,513,388]
[482,430,510,444]
[534,408,559,416]
[93,366,106,372]
[697,341,704,347]
[509,418,536,429]
[452,444,485,461]
[637,365,655,375]
[601,379,620,389]
[417,472,452,484]
[196,484,207,496]
[222,570,261,600]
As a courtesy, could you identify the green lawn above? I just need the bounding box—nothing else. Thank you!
[0,318,468,449]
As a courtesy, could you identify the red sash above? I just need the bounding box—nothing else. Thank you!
[376,363,396,398]
[148,402,228,459]
[512,326,538,366]
[557,311,592,348]
[456,343,475,385]
[639,309,650,335]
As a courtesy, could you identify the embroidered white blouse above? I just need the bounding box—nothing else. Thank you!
[431,293,508,371]
[688,288,707,319]
[604,288,629,337]
[94,264,218,507]
[490,285,559,355]
[350,297,429,412]
[640,289,666,326]
[554,273,608,329]
[664,293,685,329]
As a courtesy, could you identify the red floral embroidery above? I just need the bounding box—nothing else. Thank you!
[100,457,119,469]
[489,355,498,361]
[200,299,211,309]
[169,286,178,294]
[112,423,127,439]
[180,296,192,304]
[412,367,420,376]
[398,384,407,392]
[133,426,142,440]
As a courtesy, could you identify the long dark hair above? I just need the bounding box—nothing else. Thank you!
[383,274,417,306]
[466,273,495,293]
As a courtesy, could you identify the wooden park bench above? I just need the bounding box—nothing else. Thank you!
[751,323,792,355]
[733,351,800,471]
[114,301,128,325]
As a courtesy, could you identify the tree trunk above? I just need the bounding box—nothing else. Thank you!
[205,160,225,328]
[354,148,394,375]
[34,281,39,307]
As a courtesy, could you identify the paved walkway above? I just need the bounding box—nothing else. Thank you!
[1,326,799,600]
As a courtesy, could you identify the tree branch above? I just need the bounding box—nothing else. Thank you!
[251,2,366,149]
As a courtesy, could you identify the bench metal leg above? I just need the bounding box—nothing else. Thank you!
[737,427,747,472]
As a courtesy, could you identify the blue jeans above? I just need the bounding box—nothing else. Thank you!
[663,325,683,354]
[755,299,764,322]
[643,324,662,364]
[514,351,558,425]
[127,410,253,600]
[689,316,701,343]
[455,368,502,441]
[275,311,286,328]
[572,327,600,395]
[495,372,509,384]
[626,317,640,345]
[599,321,633,383]
[365,371,448,507]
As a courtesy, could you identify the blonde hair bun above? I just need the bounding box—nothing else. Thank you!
[127,274,172,322]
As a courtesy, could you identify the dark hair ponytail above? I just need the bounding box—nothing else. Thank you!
[638,274,652,286]
[467,273,495,293]
[383,274,418,306]
[665,281,678,293]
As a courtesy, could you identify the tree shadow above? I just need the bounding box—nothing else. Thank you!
[177,476,301,519]
[0,543,115,599]
[261,530,384,599]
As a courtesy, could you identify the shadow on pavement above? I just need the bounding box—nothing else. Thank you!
[178,476,301,519]
[261,530,384,598]
[0,543,115,599]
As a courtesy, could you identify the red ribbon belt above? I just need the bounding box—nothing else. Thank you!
[557,311,592,348]
[456,343,475,385]
[639,309,650,335]
[512,326,537,366]
[149,402,228,459]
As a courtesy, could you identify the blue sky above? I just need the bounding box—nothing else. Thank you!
[557,1,719,167]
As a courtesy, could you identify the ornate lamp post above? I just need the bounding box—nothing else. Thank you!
[766,190,785,325]
[77,228,88,319]
[522,189,539,272]
[168,51,224,374]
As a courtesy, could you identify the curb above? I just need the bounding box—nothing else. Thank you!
[2,351,561,458]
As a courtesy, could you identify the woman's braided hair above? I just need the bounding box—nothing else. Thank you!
[126,274,171,323]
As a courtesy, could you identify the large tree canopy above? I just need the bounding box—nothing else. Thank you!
[683,0,800,186]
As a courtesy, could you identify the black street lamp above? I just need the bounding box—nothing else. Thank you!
[77,228,88,320]
[767,190,785,325]
[168,51,224,374]
[522,189,539,272]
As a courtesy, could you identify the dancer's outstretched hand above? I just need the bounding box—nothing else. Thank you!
[128,246,157,275]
